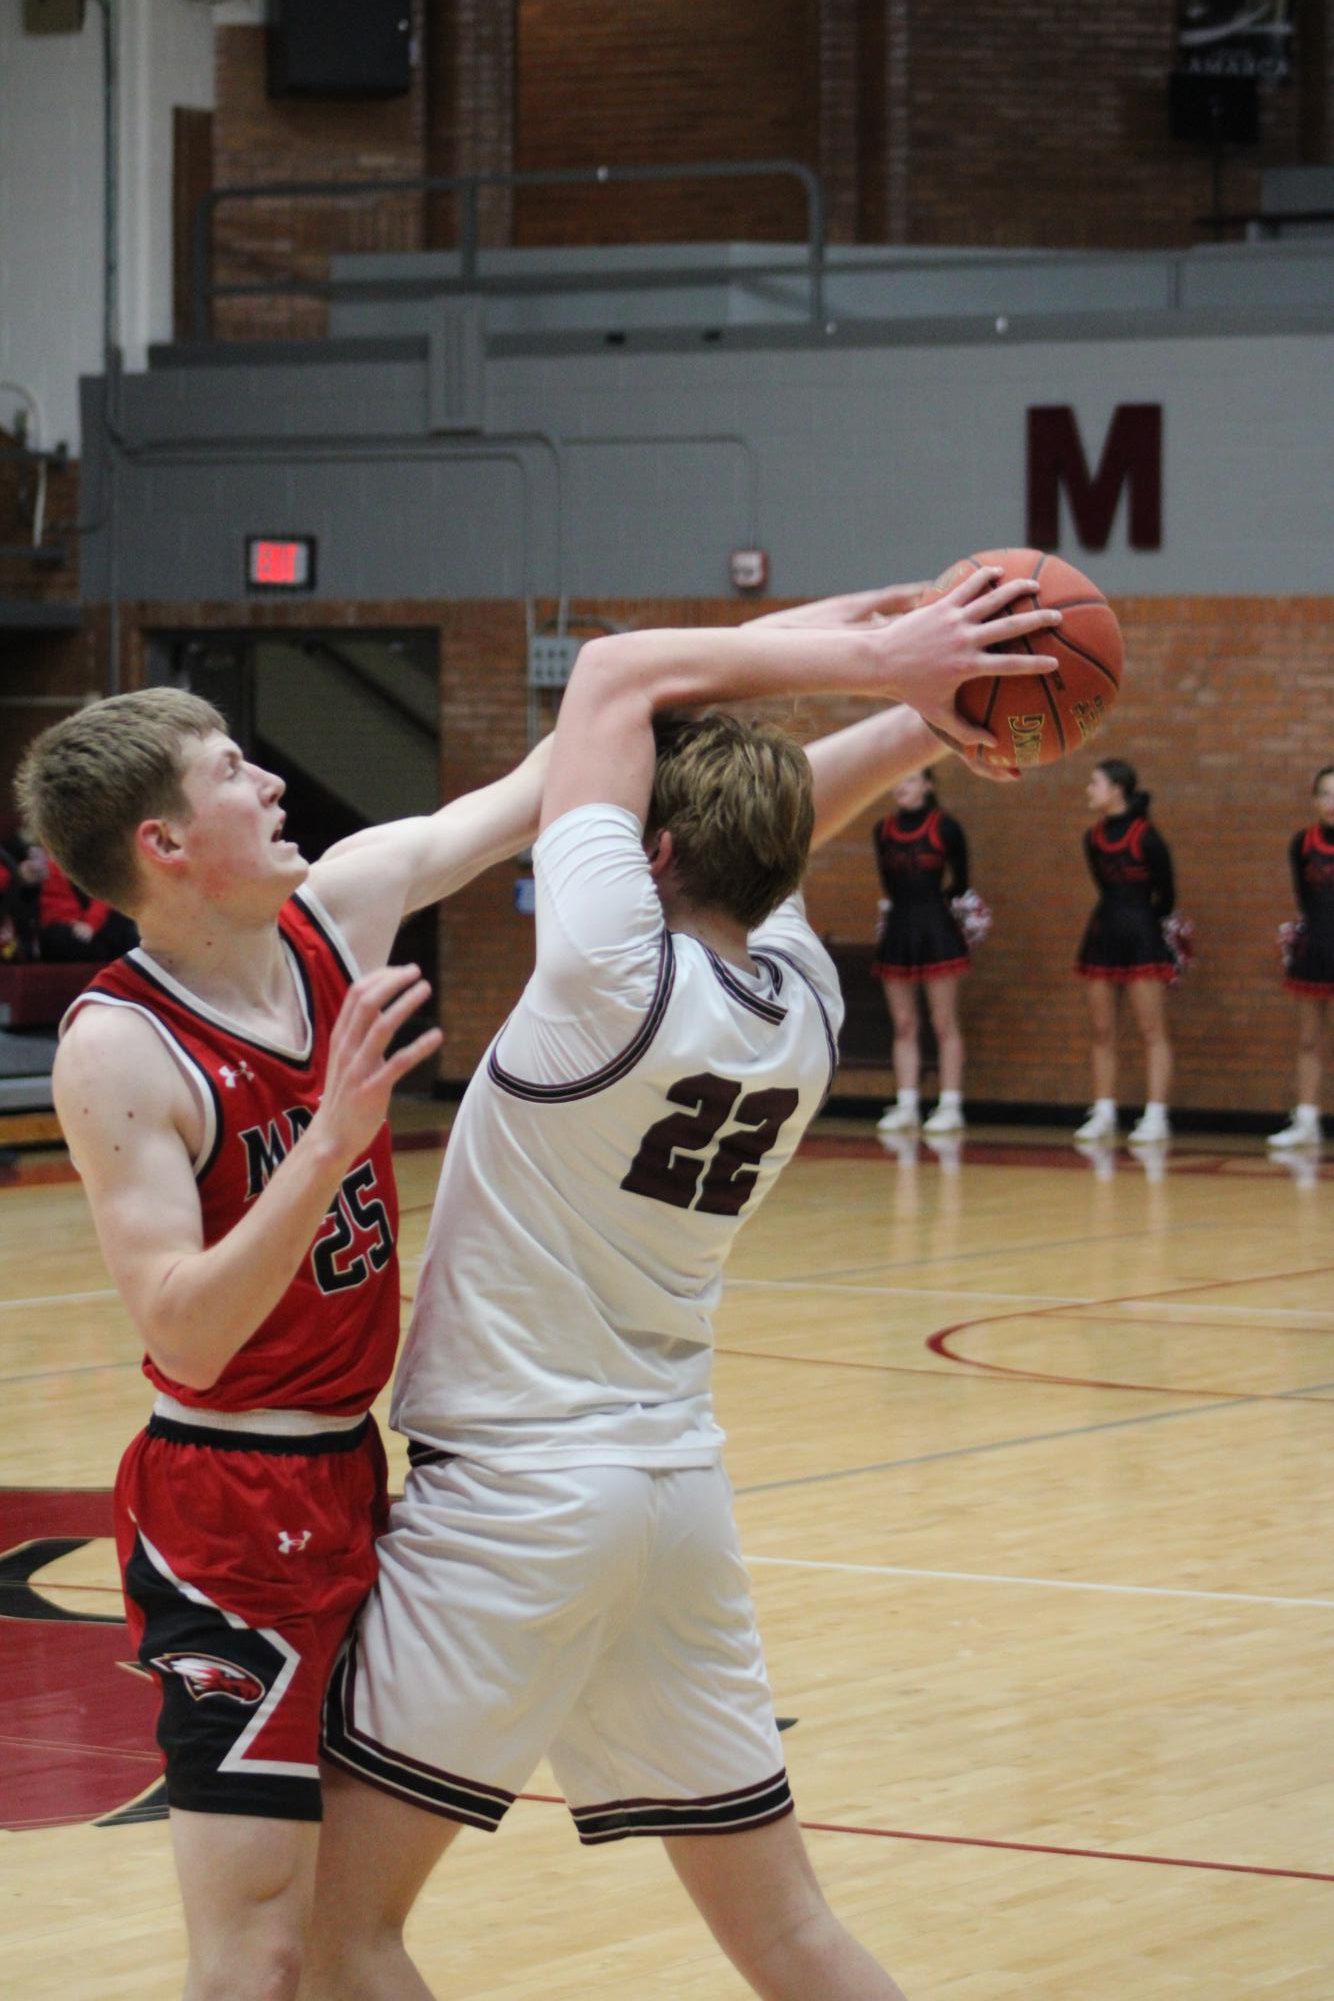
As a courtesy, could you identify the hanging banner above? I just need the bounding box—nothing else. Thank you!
[1176,3,1294,82]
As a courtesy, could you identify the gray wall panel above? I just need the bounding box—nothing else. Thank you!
[107,449,534,601]
[83,320,1334,603]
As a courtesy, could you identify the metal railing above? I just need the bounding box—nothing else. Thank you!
[191,159,826,341]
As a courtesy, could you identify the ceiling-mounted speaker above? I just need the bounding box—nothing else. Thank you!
[22,0,87,32]
[267,0,412,100]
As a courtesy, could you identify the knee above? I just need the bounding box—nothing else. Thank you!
[304,1919,403,2001]
[192,1937,305,2001]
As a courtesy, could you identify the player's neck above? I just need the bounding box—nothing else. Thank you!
[134,900,294,1017]
[664,896,755,973]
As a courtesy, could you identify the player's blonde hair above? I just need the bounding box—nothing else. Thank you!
[648,711,814,929]
[14,688,226,913]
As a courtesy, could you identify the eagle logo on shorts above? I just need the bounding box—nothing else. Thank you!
[150,1653,266,1705]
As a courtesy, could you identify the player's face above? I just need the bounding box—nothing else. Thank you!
[1313,774,1334,826]
[174,733,308,903]
[893,773,929,812]
[1086,768,1121,815]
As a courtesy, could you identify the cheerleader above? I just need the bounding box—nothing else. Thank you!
[872,771,971,1134]
[1073,758,1176,1146]
[1268,764,1334,1149]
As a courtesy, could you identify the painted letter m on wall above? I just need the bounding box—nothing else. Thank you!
[1026,405,1162,552]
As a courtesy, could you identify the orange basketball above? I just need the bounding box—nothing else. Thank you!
[922,548,1123,775]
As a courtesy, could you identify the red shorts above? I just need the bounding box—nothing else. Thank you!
[116,1406,388,1820]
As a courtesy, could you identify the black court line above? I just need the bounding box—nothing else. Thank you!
[742,1213,1239,1290]
[733,1377,1334,1497]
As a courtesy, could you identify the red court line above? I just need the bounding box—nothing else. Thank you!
[392,1127,453,1154]
[927,1262,1334,1403]
[799,1820,1334,1884]
[515,1791,1331,1883]
[927,1326,1334,1405]
[0,1155,79,1190]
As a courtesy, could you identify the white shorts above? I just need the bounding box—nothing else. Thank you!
[322,1455,791,1844]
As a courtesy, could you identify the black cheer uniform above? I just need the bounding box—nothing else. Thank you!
[1075,811,1175,982]
[1285,822,1334,999]
[871,805,970,980]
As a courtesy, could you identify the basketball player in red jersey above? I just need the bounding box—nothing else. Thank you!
[304,567,1059,2001]
[13,690,553,2001]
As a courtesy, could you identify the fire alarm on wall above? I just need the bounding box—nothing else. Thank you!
[730,549,769,592]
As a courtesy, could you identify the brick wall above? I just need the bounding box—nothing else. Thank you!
[514,0,822,244]
[83,592,1334,1118]
[198,3,1329,339]
[210,19,428,340]
[889,2,1303,251]
[424,0,516,247]
[805,597,1334,1111]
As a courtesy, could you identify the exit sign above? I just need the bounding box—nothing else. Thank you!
[245,535,316,591]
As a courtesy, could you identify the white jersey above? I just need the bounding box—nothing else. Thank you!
[392,803,844,1470]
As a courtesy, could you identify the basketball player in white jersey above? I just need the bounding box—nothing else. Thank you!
[308,569,1059,2000]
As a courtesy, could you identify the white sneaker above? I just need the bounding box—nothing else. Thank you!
[877,1102,920,1133]
[1267,1112,1322,1149]
[1127,1108,1171,1145]
[1073,1105,1117,1142]
[922,1103,966,1135]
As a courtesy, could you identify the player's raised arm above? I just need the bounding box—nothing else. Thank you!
[55,965,440,1390]
[539,568,1060,831]
[308,734,554,973]
[804,703,1025,851]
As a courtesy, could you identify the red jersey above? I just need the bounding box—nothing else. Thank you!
[65,888,400,1416]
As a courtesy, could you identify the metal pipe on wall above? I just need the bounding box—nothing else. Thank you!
[91,0,121,695]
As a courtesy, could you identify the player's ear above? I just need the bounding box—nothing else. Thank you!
[645,827,675,880]
[136,816,187,872]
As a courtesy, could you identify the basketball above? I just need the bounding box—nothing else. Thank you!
[924,548,1123,774]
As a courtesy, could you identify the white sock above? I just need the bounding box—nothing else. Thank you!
[1094,1097,1116,1116]
[1296,1103,1319,1122]
[1143,1101,1167,1118]
[898,1088,919,1109]
[937,1090,962,1110]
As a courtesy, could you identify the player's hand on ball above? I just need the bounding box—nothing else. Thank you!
[879,565,1062,750]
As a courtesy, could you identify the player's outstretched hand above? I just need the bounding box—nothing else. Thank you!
[747,582,928,630]
[317,963,443,1165]
[877,565,1061,749]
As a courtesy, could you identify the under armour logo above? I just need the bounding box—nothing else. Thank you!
[277,1529,312,1555]
[219,1061,256,1090]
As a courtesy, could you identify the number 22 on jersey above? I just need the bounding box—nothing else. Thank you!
[621,1072,799,1218]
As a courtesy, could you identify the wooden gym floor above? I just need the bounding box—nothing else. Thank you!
[1,1114,1331,1999]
